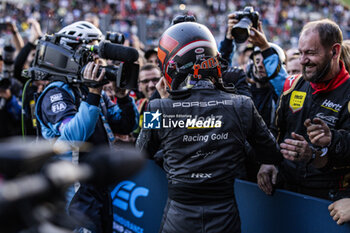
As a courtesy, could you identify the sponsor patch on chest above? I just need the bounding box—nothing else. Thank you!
[320,99,342,112]
[315,112,337,127]
[50,93,63,103]
[51,101,67,113]
[289,91,307,113]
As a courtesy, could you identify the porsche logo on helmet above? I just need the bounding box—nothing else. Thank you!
[195,48,205,54]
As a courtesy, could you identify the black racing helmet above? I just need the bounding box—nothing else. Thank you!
[157,22,221,90]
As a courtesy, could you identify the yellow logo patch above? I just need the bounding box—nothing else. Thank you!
[289,91,306,113]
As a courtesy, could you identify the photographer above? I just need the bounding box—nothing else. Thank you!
[35,21,139,233]
[220,8,287,99]
[14,18,43,84]
[219,8,288,182]
[0,20,24,51]
[247,40,287,130]
[0,43,23,138]
[247,27,287,180]
[13,18,47,136]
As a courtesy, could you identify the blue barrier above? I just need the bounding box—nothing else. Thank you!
[235,179,350,233]
[112,160,350,233]
[111,160,168,233]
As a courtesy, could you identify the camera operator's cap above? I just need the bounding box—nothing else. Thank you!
[58,21,102,46]
[269,43,286,63]
[250,46,261,59]
[250,43,286,64]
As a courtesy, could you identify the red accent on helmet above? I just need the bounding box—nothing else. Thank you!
[157,22,219,89]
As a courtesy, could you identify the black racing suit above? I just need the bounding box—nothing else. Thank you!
[137,80,282,233]
[276,61,350,200]
[222,66,252,98]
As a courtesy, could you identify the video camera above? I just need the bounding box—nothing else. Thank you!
[231,6,259,43]
[25,32,140,89]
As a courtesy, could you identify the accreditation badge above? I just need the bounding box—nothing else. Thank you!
[289,91,306,113]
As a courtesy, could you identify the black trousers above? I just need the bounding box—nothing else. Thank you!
[159,198,241,233]
[68,184,113,233]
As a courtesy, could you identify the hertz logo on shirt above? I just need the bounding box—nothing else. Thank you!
[289,91,307,113]
[321,99,342,112]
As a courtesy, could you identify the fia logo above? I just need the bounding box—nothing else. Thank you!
[111,181,149,218]
[143,110,161,129]
[51,101,67,113]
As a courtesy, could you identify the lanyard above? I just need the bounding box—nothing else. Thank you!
[100,98,115,144]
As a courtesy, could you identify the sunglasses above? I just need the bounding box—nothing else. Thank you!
[139,77,161,84]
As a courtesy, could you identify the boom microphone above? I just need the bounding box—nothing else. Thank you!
[0,161,90,233]
[88,42,139,63]
[0,138,70,179]
[0,145,145,208]
[0,144,145,233]
[82,145,146,187]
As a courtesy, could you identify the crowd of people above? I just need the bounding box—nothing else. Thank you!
[1,1,350,50]
[2,1,350,233]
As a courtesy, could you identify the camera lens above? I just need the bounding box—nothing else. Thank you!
[2,44,16,65]
[101,65,119,82]
[231,17,253,43]
[106,32,125,44]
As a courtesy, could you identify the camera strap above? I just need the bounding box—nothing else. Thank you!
[57,84,115,144]
[99,98,115,145]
